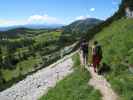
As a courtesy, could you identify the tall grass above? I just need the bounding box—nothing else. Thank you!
[94,18,133,100]
[39,54,101,100]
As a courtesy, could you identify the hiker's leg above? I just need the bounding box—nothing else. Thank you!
[85,52,89,66]
[81,51,84,65]
[83,58,85,65]
[83,53,86,65]
[96,57,101,72]
[93,57,96,72]
[93,63,96,72]
[84,54,86,66]
[85,56,87,66]
[80,51,84,70]
[96,64,98,72]
[86,53,88,65]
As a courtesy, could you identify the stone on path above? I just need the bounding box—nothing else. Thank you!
[87,67,118,100]
[79,52,118,100]
[0,54,74,100]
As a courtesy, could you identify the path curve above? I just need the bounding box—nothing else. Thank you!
[87,67,118,100]
[79,52,118,100]
[0,52,77,100]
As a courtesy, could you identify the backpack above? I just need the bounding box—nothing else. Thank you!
[81,43,88,53]
[95,45,102,58]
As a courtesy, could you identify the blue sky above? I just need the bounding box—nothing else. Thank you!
[0,0,121,26]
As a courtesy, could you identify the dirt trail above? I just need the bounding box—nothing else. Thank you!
[0,52,77,100]
[79,52,118,100]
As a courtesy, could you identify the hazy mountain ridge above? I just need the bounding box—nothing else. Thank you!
[63,18,102,34]
[59,18,102,44]
[0,18,102,39]
[0,24,63,31]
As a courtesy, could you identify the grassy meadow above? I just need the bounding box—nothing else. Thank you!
[0,29,66,90]
[39,54,101,100]
[93,18,133,100]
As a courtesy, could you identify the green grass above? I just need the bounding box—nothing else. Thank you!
[2,55,42,81]
[39,54,101,100]
[0,29,74,91]
[93,18,133,100]
[34,31,61,43]
[1,30,61,81]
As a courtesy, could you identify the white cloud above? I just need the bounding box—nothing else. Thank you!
[0,14,63,27]
[28,14,63,24]
[0,19,26,27]
[75,15,90,20]
[90,8,95,12]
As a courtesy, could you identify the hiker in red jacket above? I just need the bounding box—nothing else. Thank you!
[92,41,102,72]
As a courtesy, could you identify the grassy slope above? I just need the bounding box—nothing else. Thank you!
[93,18,133,100]
[1,30,61,81]
[1,56,42,81]
[39,54,101,100]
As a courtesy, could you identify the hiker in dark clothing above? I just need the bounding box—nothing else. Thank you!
[92,41,102,72]
[80,39,89,66]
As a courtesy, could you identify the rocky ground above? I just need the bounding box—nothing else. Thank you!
[79,52,118,100]
[88,67,118,100]
[0,53,76,100]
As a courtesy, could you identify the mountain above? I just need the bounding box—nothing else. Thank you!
[59,18,102,44]
[0,28,32,38]
[0,24,63,31]
[0,26,19,31]
[0,27,61,39]
[0,24,63,38]
[63,18,102,34]
[23,24,63,29]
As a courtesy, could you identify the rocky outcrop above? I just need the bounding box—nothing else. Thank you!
[0,52,76,100]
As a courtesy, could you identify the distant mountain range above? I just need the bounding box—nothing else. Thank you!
[0,18,102,32]
[0,24,63,31]
[62,18,102,34]
[0,18,102,39]
[59,18,102,43]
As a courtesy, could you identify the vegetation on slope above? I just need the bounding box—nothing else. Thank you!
[0,17,100,91]
[39,54,101,100]
[0,29,65,91]
[59,18,102,45]
[93,18,133,100]
[81,0,133,44]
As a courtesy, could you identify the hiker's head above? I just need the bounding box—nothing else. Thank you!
[94,41,98,45]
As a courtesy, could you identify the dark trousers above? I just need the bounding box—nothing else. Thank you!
[82,52,88,65]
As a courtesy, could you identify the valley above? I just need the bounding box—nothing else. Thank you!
[0,0,133,100]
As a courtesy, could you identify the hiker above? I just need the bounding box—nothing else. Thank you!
[80,39,89,66]
[92,41,102,72]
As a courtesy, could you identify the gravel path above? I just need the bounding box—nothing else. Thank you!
[79,52,118,100]
[0,52,76,100]
[87,67,118,100]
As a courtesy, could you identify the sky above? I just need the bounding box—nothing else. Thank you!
[0,0,121,27]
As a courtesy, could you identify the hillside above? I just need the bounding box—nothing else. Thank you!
[0,29,65,91]
[0,24,63,31]
[63,18,102,34]
[59,18,102,44]
[1,0,133,100]
[39,54,101,100]
[0,28,55,38]
[92,18,133,100]
[0,17,101,91]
